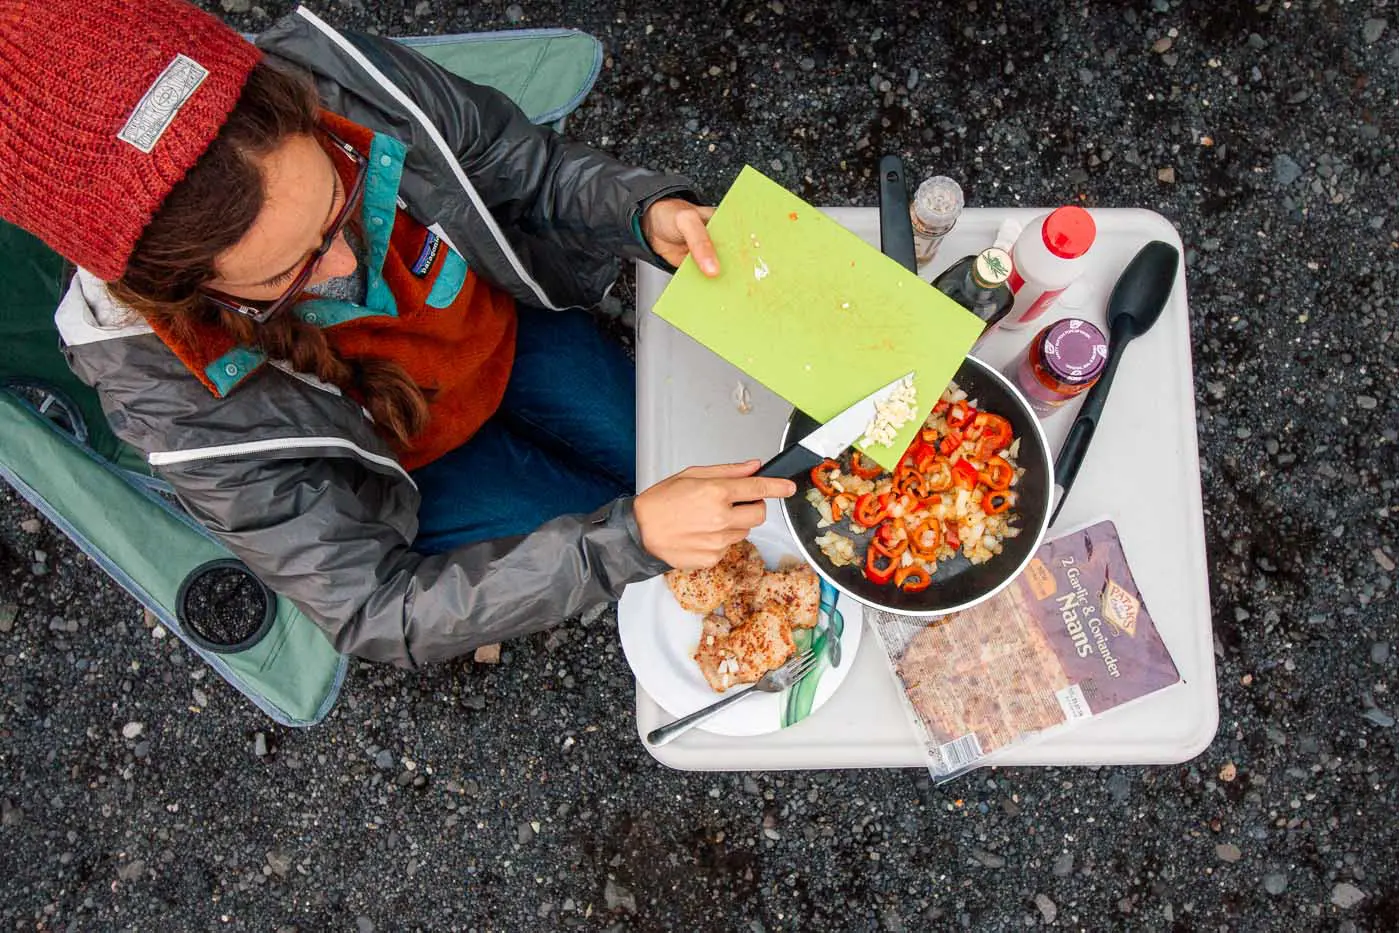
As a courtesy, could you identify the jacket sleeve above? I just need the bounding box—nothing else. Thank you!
[162,455,669,668]
[350,33,699,269]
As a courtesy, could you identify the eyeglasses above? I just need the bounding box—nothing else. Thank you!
[202,127,369,324]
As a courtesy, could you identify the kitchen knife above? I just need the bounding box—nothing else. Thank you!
[756,372,917,479]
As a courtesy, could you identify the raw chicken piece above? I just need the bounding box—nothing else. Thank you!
[693,608,795,693]
[665,540,764,614]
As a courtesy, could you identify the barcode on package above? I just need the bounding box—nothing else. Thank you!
[1056,684,1091,721]
[936,733,984,770]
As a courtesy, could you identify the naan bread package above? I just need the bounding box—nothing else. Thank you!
[870,519,1182,781]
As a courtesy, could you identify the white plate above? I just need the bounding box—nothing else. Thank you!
[619,520,864,737]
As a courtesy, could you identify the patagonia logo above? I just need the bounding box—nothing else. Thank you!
[118,55,209,154]
[412,232,443,278]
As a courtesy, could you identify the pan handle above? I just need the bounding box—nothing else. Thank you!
[878,155,917,273]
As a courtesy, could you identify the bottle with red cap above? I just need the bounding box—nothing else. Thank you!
[999,206,1098,331]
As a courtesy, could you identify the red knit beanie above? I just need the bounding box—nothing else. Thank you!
[0,0,262,280]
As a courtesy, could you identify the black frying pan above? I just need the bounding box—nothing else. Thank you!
[778,355,1053,616]
[774,156,1053,616]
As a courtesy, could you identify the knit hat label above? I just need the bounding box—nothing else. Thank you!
[117,54,210,154]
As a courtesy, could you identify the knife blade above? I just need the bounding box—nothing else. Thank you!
[755,372,917,480]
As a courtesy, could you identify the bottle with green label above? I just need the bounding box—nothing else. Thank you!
[932,246,1015,329]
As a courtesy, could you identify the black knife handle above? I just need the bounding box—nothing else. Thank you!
[756,444,826,480]
[734,445,827,508]
[878,155,917,273]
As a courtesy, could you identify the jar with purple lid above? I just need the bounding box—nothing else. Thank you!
[1010,318,1109,416]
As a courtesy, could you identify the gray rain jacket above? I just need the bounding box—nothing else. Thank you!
[58,7,688,667]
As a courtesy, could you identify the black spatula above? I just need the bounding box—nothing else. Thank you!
[1050,240,1181,526]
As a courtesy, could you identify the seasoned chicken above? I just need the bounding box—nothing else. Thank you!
[692,613,735,691]
[665,540,765,614]
[693,607,795,693]
[750,565,821,629]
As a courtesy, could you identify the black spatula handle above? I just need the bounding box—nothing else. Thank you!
[1050,241,1180,525]
[878,155,917,273]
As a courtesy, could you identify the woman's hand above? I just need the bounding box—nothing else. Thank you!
[641,199,719,277]
[634,460,795,570]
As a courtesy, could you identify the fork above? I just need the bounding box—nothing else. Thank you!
[646,651,819,746]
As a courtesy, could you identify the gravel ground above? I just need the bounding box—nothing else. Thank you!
[3,1,1398,930]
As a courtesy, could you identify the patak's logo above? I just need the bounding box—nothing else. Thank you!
[1101,578,1139,637]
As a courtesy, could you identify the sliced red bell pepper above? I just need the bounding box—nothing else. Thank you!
[895,468,933,501]
[921,459,953,492]
[854,492,890,527]
[850,451,884,480]
[980,456,1014,491]
[969,412,1013,458]
[938,430,964,457]
[983,491,1014,515]
[893,468,917,497]
[810,459,840,497]
[952,458,980,490]
[830,493,856,522]
[932,399,950,415]
[974,437,1004,462]
[900,441,934,476]
[872,520,908,559]
[908,519,942,560]
[946,401,976,431]
[895,565,932,592]
[864,545,897,586]
[910,439,938,465]
[944,522,961,550]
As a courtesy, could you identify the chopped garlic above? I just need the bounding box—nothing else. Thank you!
[859,375,918,449]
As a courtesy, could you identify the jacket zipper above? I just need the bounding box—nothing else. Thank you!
[148,436,415,485]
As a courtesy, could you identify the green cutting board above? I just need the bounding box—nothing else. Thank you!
[652,166,985,470]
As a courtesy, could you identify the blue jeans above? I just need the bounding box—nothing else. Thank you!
[410,306,635,554]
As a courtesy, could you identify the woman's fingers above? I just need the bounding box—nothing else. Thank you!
[726,476,797,504]
[727,501,767,530]
[681,460,761,480]
[635,462,797,567]
[675,207,719,277]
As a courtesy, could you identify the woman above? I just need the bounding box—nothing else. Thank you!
[0,0,794,667]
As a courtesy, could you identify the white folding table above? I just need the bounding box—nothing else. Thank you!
[622,207,1217,771]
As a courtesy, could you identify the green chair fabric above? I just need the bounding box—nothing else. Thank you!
[0,394,346,724]
[0,27,603,726]
[398,28,602,128]
[0,224,137,468]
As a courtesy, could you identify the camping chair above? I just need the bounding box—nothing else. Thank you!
[0,27,604,726]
